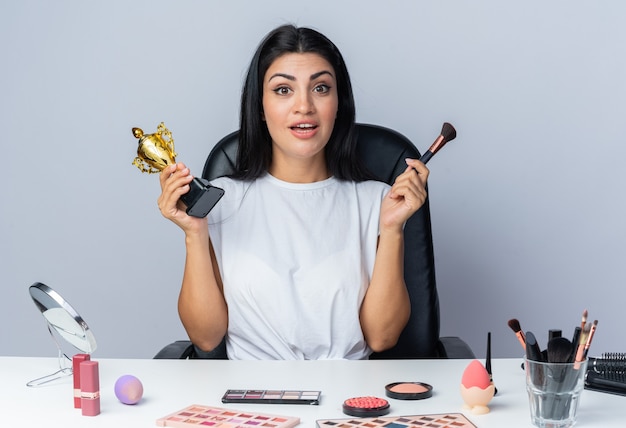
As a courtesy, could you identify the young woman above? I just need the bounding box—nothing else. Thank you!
[157,25,429,359]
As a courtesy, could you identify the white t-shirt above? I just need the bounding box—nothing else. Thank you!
[208,174,389,360]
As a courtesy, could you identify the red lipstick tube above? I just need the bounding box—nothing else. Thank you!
[72,354,90,408]
[80,360,100,416]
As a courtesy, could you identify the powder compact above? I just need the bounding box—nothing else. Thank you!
[342,396,390,417]
[385,382,433,400]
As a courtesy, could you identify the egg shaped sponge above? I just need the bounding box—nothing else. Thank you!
[114,374,144,405]
[461,359,491,390]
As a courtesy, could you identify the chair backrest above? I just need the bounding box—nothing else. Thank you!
[202,123,440,358]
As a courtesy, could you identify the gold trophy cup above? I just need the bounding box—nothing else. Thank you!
[132,122,224,218]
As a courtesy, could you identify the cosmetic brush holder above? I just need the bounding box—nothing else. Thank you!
[525,358,587,428]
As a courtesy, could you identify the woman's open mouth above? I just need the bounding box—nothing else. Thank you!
[290,123,319,137]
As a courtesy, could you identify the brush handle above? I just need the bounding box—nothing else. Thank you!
[570,327,582,362]
[419,151,434,164]
[549,329,562,340]
[485,332,497,395]
[525,331,544,362]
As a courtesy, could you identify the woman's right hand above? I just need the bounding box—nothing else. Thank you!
[158,163,207,233]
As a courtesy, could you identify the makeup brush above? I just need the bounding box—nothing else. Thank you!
[580,309,588,331]
[485,332,497,395]
[547,337,574,363]
[583,320,598,360]
[525,331,545,362]
[507,319,527,350]
[574,323,592,368]
[570,327,582,363]
[419,122,457,164]
[548,329,562,340]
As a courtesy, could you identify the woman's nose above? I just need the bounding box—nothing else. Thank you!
[293,91,315,114]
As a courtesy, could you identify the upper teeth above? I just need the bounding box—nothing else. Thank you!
[295,124,314,128]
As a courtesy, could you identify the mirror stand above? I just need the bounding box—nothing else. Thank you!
[27,322,73,387]
[27,282,97,388]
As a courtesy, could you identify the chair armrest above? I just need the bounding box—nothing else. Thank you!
[154,340,196,359]
[154,338,228,360]
[436,336,476,359]
[192,338,228,359]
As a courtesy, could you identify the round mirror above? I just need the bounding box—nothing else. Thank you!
[27,282,97,387]
[29,282,97,353]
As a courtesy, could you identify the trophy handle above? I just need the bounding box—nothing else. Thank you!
[156,123,176,159]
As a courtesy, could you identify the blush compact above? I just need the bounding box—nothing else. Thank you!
[342,396,390,417]
[385,382,433,400]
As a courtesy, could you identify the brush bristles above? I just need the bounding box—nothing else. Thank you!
[547,337,573,363]
[508,318,522,333]
[441,122,457,142]
[579,323,592,344]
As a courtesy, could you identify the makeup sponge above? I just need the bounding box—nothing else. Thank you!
[114,374,143,405]
[460,360,495,415]
[461,359,491,389]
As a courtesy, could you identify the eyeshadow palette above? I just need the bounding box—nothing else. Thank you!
[156,404,300,428]
[222,389,321,405]
[316,413,477,428]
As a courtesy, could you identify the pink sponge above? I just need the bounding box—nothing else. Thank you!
[461,359,491,389]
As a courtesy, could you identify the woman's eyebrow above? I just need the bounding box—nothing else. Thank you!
[310,70,334,80]
[268,70,334,82]
[268,72,295,82]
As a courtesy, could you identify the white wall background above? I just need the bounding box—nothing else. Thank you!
[2,1,625,360]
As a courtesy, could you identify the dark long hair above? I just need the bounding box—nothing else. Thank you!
[234,24,370,181]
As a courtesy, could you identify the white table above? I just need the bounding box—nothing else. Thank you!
[1,357,623,427]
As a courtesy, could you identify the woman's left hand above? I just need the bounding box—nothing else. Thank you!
[379,158,429,233]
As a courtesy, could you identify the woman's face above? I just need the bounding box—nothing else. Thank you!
[262,52,338,171]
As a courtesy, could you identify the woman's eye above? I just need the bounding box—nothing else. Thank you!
[273,86,291,95]
[313,84,330,94]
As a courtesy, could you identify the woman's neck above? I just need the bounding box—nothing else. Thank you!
[269,157,330,183]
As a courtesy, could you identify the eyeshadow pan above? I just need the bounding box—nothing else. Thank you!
[263,391,282,399]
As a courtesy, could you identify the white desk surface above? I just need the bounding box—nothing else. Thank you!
[1,357,623,427]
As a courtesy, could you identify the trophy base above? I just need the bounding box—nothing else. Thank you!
[181,178,225,218]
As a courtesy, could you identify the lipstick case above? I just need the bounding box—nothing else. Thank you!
[72,354,90,408]
[80,360,100,416]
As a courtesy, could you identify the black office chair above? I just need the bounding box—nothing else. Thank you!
[154,123,474,360]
